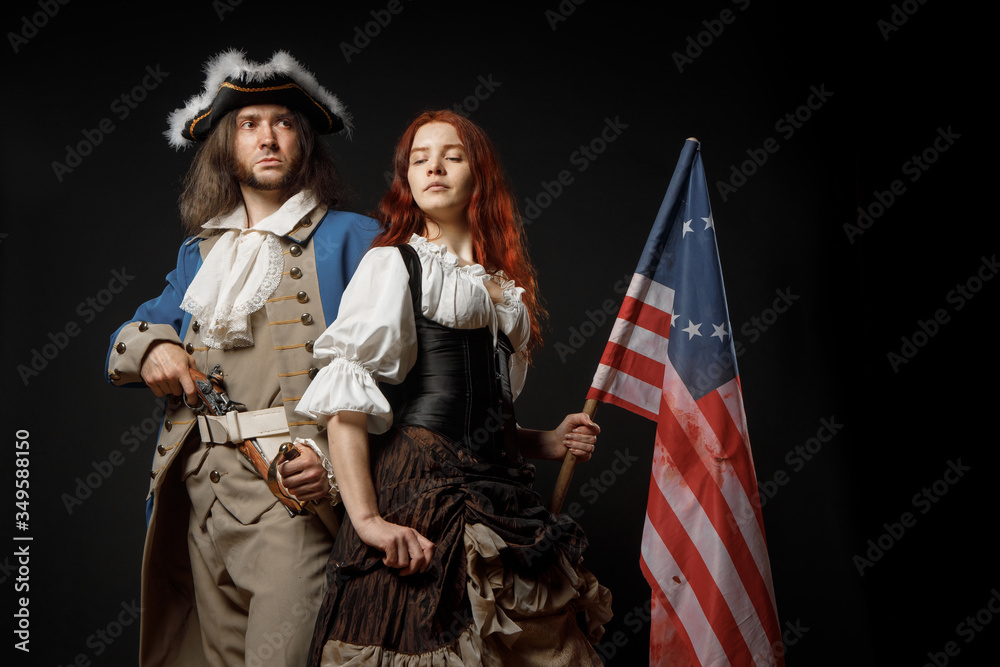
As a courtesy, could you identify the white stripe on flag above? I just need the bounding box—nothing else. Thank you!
[590,362,661,416]
[626,273,675,316]
[607,315,669,354]
[660,362,775,610]
[641,517,728,667]
[649,449,772,663]
[655,360,778,660]
[715,377,777,607]
[718,377,751,453]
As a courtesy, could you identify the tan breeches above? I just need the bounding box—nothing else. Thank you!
[185,446,333,667]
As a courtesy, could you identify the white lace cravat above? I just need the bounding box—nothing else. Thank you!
[180,190,317,349]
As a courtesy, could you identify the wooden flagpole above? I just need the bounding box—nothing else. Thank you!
[549,397,599,513]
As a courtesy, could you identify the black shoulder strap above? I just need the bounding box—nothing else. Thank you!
[396,243,422,317]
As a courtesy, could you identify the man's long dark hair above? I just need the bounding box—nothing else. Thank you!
[178,109,353,236]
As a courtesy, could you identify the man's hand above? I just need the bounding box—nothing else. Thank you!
[278,444,331,502]
[140,341,198,401]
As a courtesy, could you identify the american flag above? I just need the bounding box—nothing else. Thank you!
[587,139,783,666]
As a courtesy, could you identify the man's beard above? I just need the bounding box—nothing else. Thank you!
[234,155,301,192]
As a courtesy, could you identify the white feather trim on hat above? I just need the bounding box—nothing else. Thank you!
[165,49,352,150]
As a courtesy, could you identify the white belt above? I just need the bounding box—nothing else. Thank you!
[197,407,289,444]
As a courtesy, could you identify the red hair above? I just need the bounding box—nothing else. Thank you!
[373,110,546,355]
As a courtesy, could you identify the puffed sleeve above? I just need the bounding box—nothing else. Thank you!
[296,247,417,434]
[492,276,531,401]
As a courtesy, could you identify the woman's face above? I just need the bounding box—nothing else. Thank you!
[407,122,474,225]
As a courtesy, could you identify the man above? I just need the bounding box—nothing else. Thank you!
[106,50,377,666]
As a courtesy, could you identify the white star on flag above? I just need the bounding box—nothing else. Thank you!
[711,323,729,341]
[682,319,702,339]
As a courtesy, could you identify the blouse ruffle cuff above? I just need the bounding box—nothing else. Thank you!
[295,357,394,435]
[492,279,530,353]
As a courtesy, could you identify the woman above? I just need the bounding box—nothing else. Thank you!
[297,110,612,665]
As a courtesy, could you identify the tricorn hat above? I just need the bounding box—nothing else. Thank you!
[165,49,351,149]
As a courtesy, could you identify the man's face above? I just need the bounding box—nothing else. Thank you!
[232,104,303,192]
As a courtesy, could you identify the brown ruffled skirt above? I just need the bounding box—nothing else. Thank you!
[308,426,612,666]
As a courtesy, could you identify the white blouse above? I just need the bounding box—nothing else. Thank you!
[296,234,531,434]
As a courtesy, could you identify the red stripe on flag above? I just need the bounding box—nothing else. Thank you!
[656,393,785,657]
[640,555,698,667]
[619,295,673,334]
[598,342,664,389]
[644,474,755,667]
[697,389,768,539]
[586,387,658,422]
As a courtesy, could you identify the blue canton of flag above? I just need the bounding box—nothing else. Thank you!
[643,143,738,401]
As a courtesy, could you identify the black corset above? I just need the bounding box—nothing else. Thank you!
[391,243,521,465]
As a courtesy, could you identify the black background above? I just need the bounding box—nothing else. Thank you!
[2,1,992,665]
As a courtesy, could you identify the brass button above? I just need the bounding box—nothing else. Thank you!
[299,218,313,228]
[192,321,201,333]
[157,444,166,456]
[297,291,309,303]
[289,267,302,279]
[301,313,314,325]
[308,367,319,380]
[164,421,172,432]
[185,343,194,354]
[305,340,314,353]
[289,245,303,257]
[209,470,222,483]
[108,370,121,381]
[115,342,127,353]
[150,470,157,479]
[138,321,149,332]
